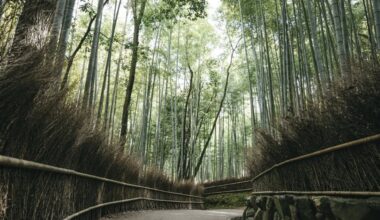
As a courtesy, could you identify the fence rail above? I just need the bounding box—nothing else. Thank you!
[250,191,380,197]
[204,133,380,196]
[64,197,204,220]
[1,133,379,218]
[0,154,203,219]
[0,155,202,199]
[204,188,252,196]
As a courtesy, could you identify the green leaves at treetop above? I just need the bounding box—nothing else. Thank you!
[144,0,207,25]
[79,2,96,17]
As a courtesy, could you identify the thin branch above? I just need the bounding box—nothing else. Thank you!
[193,31,242,178]
[62,0,110,89]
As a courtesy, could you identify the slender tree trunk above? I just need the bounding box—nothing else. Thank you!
[281,0,293,115]
[287,20,295,115]
[340,0,350,62]
[373,0,380,50]
[145,62,158,164]
[48,0,66,63]
[55,0,76,77]
[96,0,122,128]
[293,0,307,108]
[254,12,267,128]
[227,113,232,177]
[218,115,224,179]
[363,0,378,63]
[77,47,88,106]
[347,0,362,60]
[301,0,324,97]
[153,75,163,167]
[273,0,283,117]
[120,0,147,145]
[238,0,256,146]
[64,0,109,84]
[0,0,4,21]
[175,23,181,178]
[331,0,347,76]
[109,0,130,140]
[139,27,160,163]
[321,0,339,80]
[180,48,194,179]
[337,0,352,76]
[260,0,275,127]
[83,0,105,112]
[193,38,239,178]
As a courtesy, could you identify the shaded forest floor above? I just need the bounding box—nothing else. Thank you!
[204,193,248,209]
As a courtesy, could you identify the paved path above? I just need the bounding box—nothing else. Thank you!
[103,209,243,220]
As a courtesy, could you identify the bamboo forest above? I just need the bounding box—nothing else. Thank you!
[1,0,380,219]
[1,0,380,185]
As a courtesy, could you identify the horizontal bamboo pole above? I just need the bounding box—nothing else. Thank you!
[204,134,380,193]
[64,197,204,220]
[251,191,380,197]
[0,155,203,199]
[204,188,253,196]
[204,180,251,190]
[251,133,380,183]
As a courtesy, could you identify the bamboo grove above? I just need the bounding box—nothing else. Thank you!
[0,0,379,182]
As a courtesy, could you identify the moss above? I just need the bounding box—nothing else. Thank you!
[204,193,250,209]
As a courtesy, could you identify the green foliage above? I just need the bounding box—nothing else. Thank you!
[144,0,207,25]
[79,1,96,17]
[204,193,249,209]
[3,0,378,185]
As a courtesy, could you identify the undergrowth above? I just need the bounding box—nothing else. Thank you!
[204,193,248,209]
[0,52,203,219]
[247,64,380,191]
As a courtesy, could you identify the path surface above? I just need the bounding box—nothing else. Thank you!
[103,209,243,220]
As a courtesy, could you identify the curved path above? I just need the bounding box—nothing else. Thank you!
[103,209,243,220]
